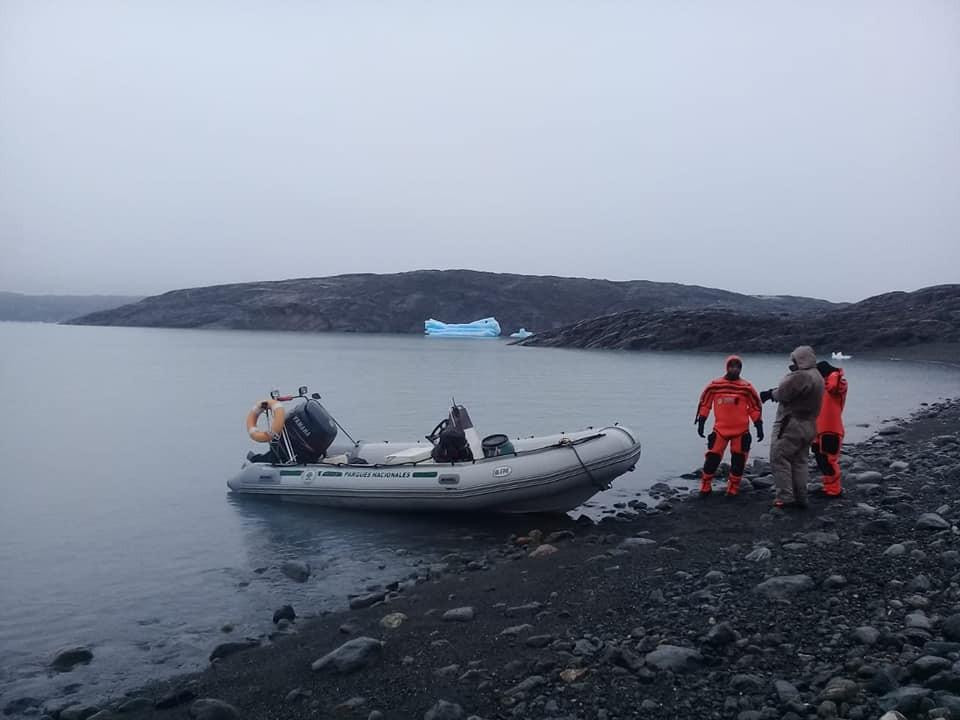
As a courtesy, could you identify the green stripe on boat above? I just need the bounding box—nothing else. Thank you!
[321,471,343,477]
[412,471,438,478]
[280,470,302,476]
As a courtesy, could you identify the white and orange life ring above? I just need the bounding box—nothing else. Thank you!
[246,399,285,443]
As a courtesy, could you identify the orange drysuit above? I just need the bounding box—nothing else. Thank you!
[813,363,847,496]
[696,355,763,496]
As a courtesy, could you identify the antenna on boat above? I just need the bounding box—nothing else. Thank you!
[312,392,358,447]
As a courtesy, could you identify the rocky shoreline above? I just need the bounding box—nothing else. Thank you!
[8,399,960,720]
[517,285,960,356]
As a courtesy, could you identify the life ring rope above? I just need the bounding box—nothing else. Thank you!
[246,399,285,443]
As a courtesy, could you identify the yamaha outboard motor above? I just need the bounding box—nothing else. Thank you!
[273,398,338,464]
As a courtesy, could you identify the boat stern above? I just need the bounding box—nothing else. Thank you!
[227,463,280,493]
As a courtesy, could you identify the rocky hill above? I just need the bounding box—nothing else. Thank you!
[66,270,838,334]
[518,284,960,354]
[0,292,142,323]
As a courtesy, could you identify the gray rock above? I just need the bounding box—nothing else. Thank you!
[117,697,152,713]
[754,575,814,600]
[911,656,952,680]
[823,575,847,589]
[877,424,903,436]
[51,646,94,671]
[802,531,840,546]
[155,687,198,709]
[942,551,960,567]
[931,695,960,718]
[909,574,932,592]
[311,637,384,674]
[281,560,311,582]
[857,471,884,482]
[906,612,933,631]
[349,591,386,610]
[368,712,385,720]
[926,671,960,693]
[573,638,601,656]
[87,711,114,720]
[852,626,880,645]
[505,675,546,696]
[917,513,951,531]
[334,697,367,714]
[442,607,476,622]
[745,547,772,562]
[864,518,896,534]
[819,677,859,702]
[505,602,543,616]
[524,635,554,648]
[925,641,960,657]
[434,664,460,679]
[704,570,726,584]
[943,614,960,642]
[272,605,296,624]
[644,645,702,672]
[884,544,907,557]
[544,530,575,544]
[499,624,533,637]
[620,537,657,550]
[3,698,41,716]
[60,706,100,720]
[774,680,800,704]
[730,674,763,693]
[188,699,241,720]
[424,700,464,720]
[284,688,312,703]
[704,622,739,646]
[209,640,259,662]
[890,461,910,471]
[879,686,931,714]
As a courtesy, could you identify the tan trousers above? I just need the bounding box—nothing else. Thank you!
[770,416,816,504]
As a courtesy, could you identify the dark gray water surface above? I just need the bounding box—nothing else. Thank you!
[1,322,957,707]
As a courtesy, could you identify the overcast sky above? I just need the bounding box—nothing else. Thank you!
[1,1,957,302]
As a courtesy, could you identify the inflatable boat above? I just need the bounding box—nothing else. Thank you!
[227,388,641,514]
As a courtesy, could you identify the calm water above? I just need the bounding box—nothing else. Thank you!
[1,322,957,707]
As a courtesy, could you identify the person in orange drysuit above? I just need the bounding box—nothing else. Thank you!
[812,360,847,497]
[695,355,764,497]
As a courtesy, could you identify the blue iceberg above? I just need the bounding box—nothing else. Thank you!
[425,317,501,337]
[509,328,533,339]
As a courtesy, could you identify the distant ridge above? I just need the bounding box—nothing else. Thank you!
[0,292,143,323]
[67,269,839,334]
[517,284,960,354]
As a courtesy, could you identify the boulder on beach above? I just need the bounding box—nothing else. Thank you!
[311,637,384,674]
[281,560,311,582]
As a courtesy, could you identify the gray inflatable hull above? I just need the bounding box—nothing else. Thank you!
[227,425,641,514]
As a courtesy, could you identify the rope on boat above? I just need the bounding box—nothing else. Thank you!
[560,437,609,491]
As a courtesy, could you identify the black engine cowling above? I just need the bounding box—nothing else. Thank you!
[272,399,338,463]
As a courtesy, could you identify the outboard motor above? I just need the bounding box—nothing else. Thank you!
[429,404,481,463]
[431,425,473,463]
[272,398,338,464]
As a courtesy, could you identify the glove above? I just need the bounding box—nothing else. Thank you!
[754,420,764,442]
[760,389,774,403]
[696,416,706,438]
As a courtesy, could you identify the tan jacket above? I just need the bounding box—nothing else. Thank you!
[771,346,824,422]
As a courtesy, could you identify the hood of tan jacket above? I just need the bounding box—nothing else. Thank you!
[790,346,817,370]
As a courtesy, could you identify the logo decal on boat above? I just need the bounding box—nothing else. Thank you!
[302,470,316,484]
[492,466,512,478]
